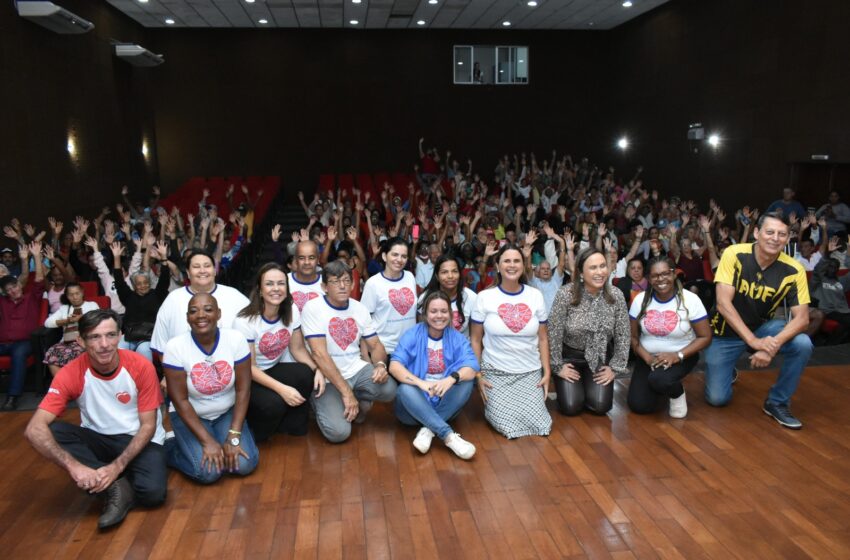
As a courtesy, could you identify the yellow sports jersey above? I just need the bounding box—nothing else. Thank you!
[710,243,810,337]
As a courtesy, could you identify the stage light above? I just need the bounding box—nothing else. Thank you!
[349,19,359,25]
[417,20,425,25]
[66,137,76,156]
[165,18,175,25]
[258,19,268,24]
[708,134,721,148]
[502,21,511,26]
[622,1,633,7]
[617,137,629,150]
[353,0,362,3]
[429,0,438,4]
[527,1,538,6]
[142,141,149,158]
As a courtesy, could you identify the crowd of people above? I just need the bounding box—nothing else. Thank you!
[3,140,850,530]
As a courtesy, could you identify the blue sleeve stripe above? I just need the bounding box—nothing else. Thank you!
[470,319,484,324]
[161,362,183,371]
[362,333,377,339]
[235,353,251,365]
[691,315,708,323]
[304,334,325,339]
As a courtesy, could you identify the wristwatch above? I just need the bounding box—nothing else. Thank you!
[677,351,685,363]
[230,435,241,447]
[450,371,461,383]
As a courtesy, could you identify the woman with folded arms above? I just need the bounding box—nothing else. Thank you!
[390,291,479,459]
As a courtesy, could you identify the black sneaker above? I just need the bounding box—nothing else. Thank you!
[98,477,136,529]
[1,396,19,411]
[762,401,802,430]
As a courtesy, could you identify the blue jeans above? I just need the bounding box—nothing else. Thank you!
[118,337,152,362]
[166,408,259,484]
[0,340,32,396]
[394,380,474,440]
[704,319,812,407]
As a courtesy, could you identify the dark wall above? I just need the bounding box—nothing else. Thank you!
[147,29,613,198]
[608,0,850,209]
[0,0,157,228]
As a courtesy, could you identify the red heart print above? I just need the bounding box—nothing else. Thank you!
[259,328,291,360]
[190,360,234,395]
[497,303,532,333]
[643,310,679,336]
[427,348,445,373]
[292,291,319,312]
[328,317,358,350]
[452,310,462,330]
[388,287,415,316]
[115,391,131,404]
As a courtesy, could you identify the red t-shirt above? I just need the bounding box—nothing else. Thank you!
[0,280,44,342]
[40,349,166,444]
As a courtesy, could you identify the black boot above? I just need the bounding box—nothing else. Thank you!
[1,396,19,411]
[98,477,135,529]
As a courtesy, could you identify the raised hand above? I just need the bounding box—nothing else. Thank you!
[698,215,711,232]
[121,185,129,196]
[23,224,35,237]
[18,244,28,260]
[271,224,282,242]
[635,224,645,240]
[155,241,169,258]
[327,226,338,241]
[83,236,98,251]
[346,227,358,241]
[525,230,538,246]
[598,223,608,237]
[316,230,327,245]
[43,245,55,261]
[828,236,840,252]
[110,242,125,258]
[484,241,498,258]
[3,226,19,240]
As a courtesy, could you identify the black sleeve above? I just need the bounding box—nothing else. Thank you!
[113,267,133,305]
[155,262,171,302]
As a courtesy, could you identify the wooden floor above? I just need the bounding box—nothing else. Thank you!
[1,365,849,560]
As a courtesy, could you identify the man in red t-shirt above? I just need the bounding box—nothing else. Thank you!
[25,309,167,529]
[0,241,45,410]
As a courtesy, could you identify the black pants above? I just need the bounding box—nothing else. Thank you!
[554,360,614,416]
[49,421,167,506]
[627,354,698,414]
[247,362,314,442]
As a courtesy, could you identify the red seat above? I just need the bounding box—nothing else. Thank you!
[80,281,99,299]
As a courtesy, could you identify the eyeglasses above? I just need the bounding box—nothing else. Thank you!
[83,332,120,342]
[326,277,353,287]
[650,270,673,280]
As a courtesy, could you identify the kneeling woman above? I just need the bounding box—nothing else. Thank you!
[548,248,630,416]
[235,263,325,441]
[162,293,259,483]
[628,257,711,418]
[390,292,479,459]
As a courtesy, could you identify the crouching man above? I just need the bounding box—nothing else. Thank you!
[25,309,167,529]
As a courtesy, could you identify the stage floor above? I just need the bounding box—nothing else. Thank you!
[1,366,848,559]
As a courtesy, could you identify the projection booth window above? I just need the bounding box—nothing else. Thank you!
[454,46,529,85]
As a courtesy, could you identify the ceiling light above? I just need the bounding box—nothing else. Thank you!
[353,0,362,3]
[417,20,425,25]
[708,134,721,148]
[617,137,629,150]
[502,21,511,26]
[67,137,76,156]
[527,0,538,6]
[588,22,594,26]
[165,18,175,25]
[349,19,359,25]
[429,0,438,4]
[246,0,255,3]
[141,142,149,157]
[139,0,149,3]
[258,18,268,24]
[457,61,463,65]
[622,1,633,7]
[518,59,524,63]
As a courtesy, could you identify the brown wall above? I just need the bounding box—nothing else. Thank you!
[146,28,613,200]
[607,0,850,208]
[0,0,157,228]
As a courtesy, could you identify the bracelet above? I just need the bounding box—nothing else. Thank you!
[227,429,241,435]
[373,361,386,369]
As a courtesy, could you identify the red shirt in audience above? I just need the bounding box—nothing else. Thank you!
[0,280,45,342]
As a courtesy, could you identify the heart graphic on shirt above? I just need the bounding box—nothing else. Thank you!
[190,360,233,396]
[258,328,291,360]
[115,391,131,404]
[388,287,415,316]
[643,310,679,336]
[292,291,319,312]
[427,348,445,373]
[452,310,462,330]
[328,317,358,350]
[497,303,532,333]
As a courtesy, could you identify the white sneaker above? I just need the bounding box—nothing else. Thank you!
[444,432,476,460]
[354,400,373,424]
[669,392,688,419]
[412,427,435,454]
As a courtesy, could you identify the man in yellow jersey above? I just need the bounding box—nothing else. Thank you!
[705,212,812,429]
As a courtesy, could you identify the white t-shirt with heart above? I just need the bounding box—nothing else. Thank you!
[288,272,325,313]
[162,328,251,421]
[629,290,708,355]
[425,336,446,381]
[470,284,548,373]
[233,306,301,371]
[301,296,377,380]
[360,270,417,354]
